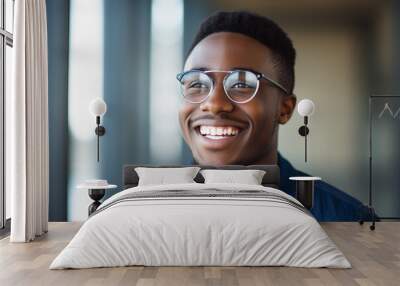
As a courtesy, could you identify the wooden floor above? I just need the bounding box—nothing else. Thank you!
[0,222,399,286]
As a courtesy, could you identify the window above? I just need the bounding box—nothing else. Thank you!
[0,0,14,232]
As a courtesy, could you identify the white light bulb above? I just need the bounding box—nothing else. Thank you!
[89,97,107,116]
[297,99,315,117]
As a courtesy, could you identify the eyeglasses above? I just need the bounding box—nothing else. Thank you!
[176,69,289,104]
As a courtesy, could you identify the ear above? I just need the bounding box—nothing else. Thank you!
[279,95,296,124]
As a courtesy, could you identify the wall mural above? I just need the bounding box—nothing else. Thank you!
[47,0,400,222]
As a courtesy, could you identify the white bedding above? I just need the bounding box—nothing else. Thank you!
[50,183,350,269]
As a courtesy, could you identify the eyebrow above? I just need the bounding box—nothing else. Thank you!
[187,66,261,73]
[233,67,268,76]
[188,67,209,72]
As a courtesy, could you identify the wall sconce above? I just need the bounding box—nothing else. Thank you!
[297,99,315,162]
[89,98,107,162]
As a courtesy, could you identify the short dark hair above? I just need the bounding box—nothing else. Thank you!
[187,11,296,94]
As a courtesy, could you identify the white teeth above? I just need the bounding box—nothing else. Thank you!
[198,125,240,137]
[205,135,226,140]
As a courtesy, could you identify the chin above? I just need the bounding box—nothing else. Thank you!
[194,151,242,166]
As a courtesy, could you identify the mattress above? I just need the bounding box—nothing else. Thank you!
[50,183,350,269]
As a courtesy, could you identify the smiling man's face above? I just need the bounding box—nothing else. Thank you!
[179,32,296,166]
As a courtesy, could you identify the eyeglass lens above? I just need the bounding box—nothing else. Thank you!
[179,70,259,103]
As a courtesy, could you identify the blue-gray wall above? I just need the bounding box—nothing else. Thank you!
[101,0,151,198]
[47,0,69,221]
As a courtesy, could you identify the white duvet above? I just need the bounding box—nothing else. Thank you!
[50,183,350,269]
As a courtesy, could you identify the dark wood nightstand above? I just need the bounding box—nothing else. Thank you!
[289,176,321,209]
[77,184,117,216]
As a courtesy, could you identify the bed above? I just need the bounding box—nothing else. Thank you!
[50,165,350,269]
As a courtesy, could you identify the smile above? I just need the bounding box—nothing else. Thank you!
[190,117,248,150]
[198,125,240,140]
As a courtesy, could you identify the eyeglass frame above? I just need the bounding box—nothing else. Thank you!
[176,68,290,104]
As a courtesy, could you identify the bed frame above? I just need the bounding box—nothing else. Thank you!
[122,165,280,190]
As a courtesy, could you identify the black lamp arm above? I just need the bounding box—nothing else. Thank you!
[298,116,309,162]
[94,116,106,162]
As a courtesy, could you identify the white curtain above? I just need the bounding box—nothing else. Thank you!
[9,0,49,242]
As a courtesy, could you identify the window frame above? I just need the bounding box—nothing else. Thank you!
[0,0,13,232]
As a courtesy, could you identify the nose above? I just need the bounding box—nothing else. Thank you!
[199,80,234,114]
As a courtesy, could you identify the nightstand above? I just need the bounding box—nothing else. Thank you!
[77,184,117,216]
[289,176,321,209]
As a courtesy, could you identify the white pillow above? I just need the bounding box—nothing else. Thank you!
[200,169,266,185]
[135,167,201,186]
